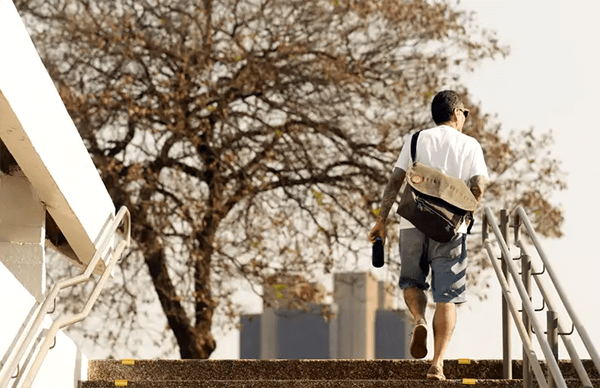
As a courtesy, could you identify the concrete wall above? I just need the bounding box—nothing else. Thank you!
[0,2,121,386]
[378,281,397,310]
[0,261,87,388]
[277,305,330,359]
[0,171,86,387]
[375,309,411,359]
[239,315,261,359]
[0,172,46,301]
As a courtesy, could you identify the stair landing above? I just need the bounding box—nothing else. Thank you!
[80,359,600,387]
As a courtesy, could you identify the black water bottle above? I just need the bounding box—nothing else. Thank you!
[372,236,384,268]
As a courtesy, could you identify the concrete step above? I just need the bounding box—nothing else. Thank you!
[86,359,599,381]
[79,378,599,388]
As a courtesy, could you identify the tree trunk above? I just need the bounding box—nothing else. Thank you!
[192,227,217,359]
[143,229,208,358]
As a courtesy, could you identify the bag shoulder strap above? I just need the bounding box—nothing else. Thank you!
[410,131,421,162]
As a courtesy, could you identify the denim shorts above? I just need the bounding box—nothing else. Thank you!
[398,228,467,304]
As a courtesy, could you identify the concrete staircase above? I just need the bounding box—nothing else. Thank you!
[80,359,599,387]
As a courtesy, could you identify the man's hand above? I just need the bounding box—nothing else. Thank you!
[369,218,386,244]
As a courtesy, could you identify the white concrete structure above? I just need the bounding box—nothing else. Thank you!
[333,272,380,359]
[0,0,115,272]
[0,0,121,387]
[0,263,87,388]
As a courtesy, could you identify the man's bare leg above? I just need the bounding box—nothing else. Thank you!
[403,287,427,322]
[404,287,428,358]
[431,302,456,367]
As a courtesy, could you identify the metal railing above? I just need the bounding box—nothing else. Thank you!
[482,206,599,388]
[0,206,131,388]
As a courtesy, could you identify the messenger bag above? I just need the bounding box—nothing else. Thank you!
[396,131,479,242]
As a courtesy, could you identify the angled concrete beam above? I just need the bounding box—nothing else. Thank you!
[0,0,115,269]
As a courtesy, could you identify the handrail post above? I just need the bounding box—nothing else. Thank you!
[500,209,512,379]
[547,310,559,388]
[513,211,520,243]
[522,253,532,388]
[517,205,532,388]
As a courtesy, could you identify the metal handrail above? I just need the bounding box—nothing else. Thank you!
[518,243,592,387]
[512,206,599,387]
[483,206,600,388]
[0,206,131,388]
[483,207,564,388]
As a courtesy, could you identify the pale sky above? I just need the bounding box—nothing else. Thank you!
[209,0,600,361]
[454,0,600,360]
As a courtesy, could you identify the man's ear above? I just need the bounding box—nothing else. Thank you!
[453,108,461,121]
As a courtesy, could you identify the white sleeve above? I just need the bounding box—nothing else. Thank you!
[470,140,489,180]
[394,133,412,172]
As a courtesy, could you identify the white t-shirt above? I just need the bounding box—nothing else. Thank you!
[394,125,489,231]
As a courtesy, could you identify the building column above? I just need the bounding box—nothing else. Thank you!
[260,307,278,359]
[0,170,46,301]
[333,272,378,359]
[328,303,339,359]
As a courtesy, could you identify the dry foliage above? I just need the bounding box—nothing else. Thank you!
[15,0,565,358]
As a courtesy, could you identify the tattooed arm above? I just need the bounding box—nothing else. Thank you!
[368,167,406,244]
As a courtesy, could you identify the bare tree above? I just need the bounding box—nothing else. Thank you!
[15,0,565,359]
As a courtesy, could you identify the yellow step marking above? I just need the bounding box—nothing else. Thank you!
[115,380,128,386]
[122,359,135,365]
[463,378,476,384]
[458,358,471,364]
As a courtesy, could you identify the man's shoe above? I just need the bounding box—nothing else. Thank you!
[426,364,446,381]
[409,320,428,359]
